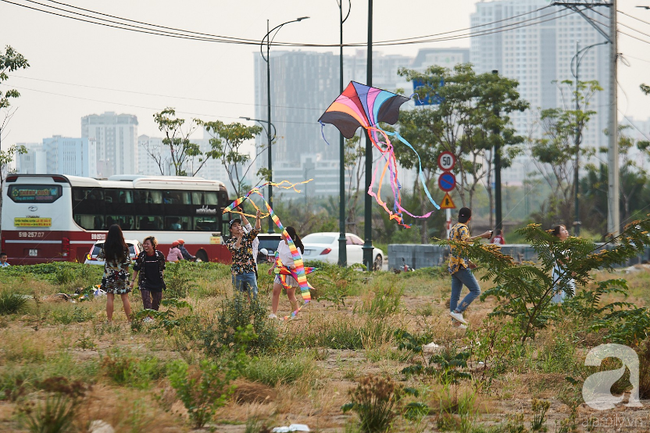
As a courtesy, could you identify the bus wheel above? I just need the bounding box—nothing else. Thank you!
[196,250,208,263]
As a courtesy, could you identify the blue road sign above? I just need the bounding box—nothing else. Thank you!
[413,79,444,106]
[438,172,456,192]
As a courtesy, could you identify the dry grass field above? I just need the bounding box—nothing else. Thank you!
[1,260,650,432]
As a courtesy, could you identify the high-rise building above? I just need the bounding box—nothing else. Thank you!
[15,142,46,174]
[253,48,468,197]
[16,136,96,177]
[470,0,610,184]
[81,112,138,177]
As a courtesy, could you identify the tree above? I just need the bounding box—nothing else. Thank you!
[0,46,30,211]
[152,108,206,176]
[397,64,528,217]
[196,120,262,196]
[581,127,650,237]
[529,79,602,227]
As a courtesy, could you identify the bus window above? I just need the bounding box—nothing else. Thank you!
[205,192,218,205]
[137,216,162,230]
[74,214,102,230]
[194,217,217,231]
[118,190,133,204]
[166,216,190,230]
[106,216,134,230]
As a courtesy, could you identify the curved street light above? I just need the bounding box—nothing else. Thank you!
[260,16,309,233]
[338,0,351,267]
[239,116,277,141]
[570,40,609,236]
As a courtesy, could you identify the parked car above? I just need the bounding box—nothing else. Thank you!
[256,233,283,263]
[84,240,144,265]
[302,232,384,270]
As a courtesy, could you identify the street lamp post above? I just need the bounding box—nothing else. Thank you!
[239,117,277,143]
[570,40,608,236]
[338,0,351,267]
[260,16,309,233]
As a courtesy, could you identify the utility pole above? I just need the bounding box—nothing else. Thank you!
[492,70,502,233]
[552,1,618,237]
[607,0,619,237]
[362,0,374,271]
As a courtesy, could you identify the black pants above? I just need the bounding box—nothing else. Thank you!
[141,289,162,311]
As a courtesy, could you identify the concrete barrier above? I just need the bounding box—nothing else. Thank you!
[388,243,650,271]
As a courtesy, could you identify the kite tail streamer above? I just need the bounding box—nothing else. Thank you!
[319,121,334,146]
[380,127,441,211]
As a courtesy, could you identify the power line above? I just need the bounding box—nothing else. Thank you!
[0,0,573,48]
[618,9,650,27]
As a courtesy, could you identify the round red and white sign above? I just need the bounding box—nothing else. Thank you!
[438,151,456,171]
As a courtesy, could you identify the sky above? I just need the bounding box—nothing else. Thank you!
[0,0,649,148]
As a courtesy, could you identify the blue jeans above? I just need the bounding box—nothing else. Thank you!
[232,272,258,298]
[450,268,481,313]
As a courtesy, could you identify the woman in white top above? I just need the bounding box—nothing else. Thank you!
[267,226,304,319]
[551,224,575,304]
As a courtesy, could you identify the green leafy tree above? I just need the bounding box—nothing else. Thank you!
[196,120,262,196]
[397,64,528,218]
[0,46,29,214]
[529,79,602,228]
[580,126,649,237]
[151,108,205,176]
[451,216,650,343]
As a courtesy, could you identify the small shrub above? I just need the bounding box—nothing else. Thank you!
[101,349,165,389]
[241,352,314,387]
[201,294,277,356]
[0,292,29,315]
[165,262,197,298]
[51,305,94,325]
[168,358,240,428]
[531,399,550,432]
[17,377,90,433]
[342,374,403,433]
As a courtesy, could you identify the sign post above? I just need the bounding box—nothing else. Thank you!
[437,151,457,239]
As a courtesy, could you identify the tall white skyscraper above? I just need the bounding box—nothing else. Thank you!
[81,112,138,177]
[470,0,610,183]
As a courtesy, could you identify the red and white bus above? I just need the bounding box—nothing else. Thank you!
[1,174,234,264]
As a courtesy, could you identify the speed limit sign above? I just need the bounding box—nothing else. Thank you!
[438,151,456,171]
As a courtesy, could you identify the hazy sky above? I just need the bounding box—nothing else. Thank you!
[0,0,648,148]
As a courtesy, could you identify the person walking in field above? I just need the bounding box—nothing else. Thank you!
[132,236,166,318]
[448,207,492,329]
[99,224,133,323]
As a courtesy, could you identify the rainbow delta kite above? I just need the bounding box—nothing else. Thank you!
[224,181,314,320]
[319,81,440,228]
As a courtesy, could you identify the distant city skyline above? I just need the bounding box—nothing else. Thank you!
[0,0,647,151]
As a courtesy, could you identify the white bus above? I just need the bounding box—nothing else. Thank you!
[1,174,233,264]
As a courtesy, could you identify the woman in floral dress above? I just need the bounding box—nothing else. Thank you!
[100,224,133,322]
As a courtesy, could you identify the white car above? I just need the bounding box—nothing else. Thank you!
[84,240,144,265]
[302,232,384,270]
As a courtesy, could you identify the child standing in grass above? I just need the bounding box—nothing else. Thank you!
[132,236,166,319]
[100,224,133,323]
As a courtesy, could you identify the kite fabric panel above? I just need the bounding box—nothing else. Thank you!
[223,181,314,320]
[318,81,440,227]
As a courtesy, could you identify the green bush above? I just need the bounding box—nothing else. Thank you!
[165,261,197,298]
[0,292,29,315]
[101,349,166,389]
[50,305,94,324]
[200,294,277,356]
[241,352,314,387]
